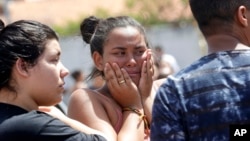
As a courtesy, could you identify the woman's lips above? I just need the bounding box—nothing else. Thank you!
[127,72,140,77]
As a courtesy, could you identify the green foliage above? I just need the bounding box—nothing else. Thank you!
[125,0,136,9]
[54,0,191,37]
[53,8,111,37]
[53,20,80,37]
[125,0,191,25]
[131,13,167,27]
[95,8,110,18]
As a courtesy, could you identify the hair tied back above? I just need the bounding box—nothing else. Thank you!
[80,16,100,44]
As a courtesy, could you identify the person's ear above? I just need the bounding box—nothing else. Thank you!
[92,51,104,71]
[237,6,248,27]
[14,58,29,77]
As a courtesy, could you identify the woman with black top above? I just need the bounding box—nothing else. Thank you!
[0,19,107,141]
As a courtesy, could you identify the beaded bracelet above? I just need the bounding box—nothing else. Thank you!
[122,107,150,132]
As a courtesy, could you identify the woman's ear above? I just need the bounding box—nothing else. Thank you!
[14,58,29,77]
[92,51,104,71]
[237,6,248,27]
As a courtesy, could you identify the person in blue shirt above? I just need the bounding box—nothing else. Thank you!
[151,0,250,140]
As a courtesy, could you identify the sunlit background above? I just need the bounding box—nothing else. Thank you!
[0,0,207,94]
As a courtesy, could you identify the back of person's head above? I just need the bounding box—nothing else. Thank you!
[80,16,149,79]
[0,19,58,92]
[189,0,250,36]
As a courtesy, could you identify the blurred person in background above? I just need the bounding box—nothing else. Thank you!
[69,69,87,93]
[62,69,88,106]
[153,46,180,79]
[87,66,105,90]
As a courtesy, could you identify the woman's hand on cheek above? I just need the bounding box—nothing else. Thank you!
[104,63,142,108]
[139,49,154,99]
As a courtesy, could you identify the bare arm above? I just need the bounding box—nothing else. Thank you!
[68,87,145,141]
[39,106,109,141]
[143,78,166,122]
[138,49,154,123]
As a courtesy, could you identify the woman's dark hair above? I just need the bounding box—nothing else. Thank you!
[80,16,149,79]
[189,0,250,36]
[0,19,58,92]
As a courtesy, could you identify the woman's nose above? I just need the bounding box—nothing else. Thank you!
[126,55,137,67]
[60,62,69,77]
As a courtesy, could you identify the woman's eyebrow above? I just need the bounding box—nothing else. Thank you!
[135,45,146,49]
[112,46,126,50]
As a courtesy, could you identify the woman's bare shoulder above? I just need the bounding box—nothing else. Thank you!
[68,88,101,107]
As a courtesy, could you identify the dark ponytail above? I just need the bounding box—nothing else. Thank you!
[80,16,100,44]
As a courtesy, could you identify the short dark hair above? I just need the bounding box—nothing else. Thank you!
[0,20,58,92]
[189,0,250,36]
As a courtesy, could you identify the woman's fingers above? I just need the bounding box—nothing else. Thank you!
[104,63,130,88]
[104,63,115,85]
[141,49,154,80]
[121,67,133,86]
[147,49,154,77]
[112,63,126,85]
[104,62,141,107]
[141,60,147,77]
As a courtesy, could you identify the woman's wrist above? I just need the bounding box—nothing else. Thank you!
[122,107,150,132]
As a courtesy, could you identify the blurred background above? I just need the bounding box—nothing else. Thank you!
[0,0,207,94]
